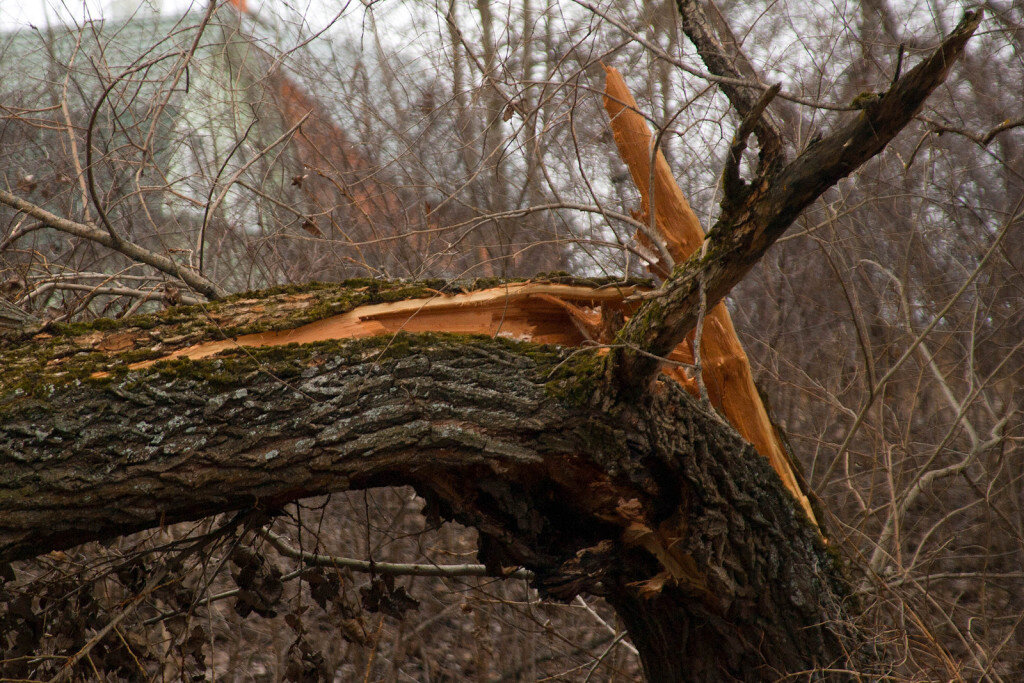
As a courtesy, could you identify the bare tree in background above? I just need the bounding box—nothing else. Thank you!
[0,0,1021,679]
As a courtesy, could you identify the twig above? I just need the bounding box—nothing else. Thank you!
[918,114,1024,146]
[84,51,187,243]
[47,566,169,683]
[821,200,1022,486]
[890,43,905,89]
[260,529,534,580]
[0,188,226,300]
[571,0,858,112]
[39,282,203,306]
[198,111,311,272]
[59,31,93,225]
[722,82,781,202]
[573,596,639,657]
[583,631,631,682]
[0,220,46,252]
[674,0,784,151]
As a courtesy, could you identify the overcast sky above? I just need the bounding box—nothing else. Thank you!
[0,0,373,49]
[1,0,182,30]
[0,1,315,31]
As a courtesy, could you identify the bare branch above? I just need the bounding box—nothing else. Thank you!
[721,82,781,203]
[673,0,784,154]
[918,114,1024,146]
[0,188,227,300]
[260,529,533,580]
[610,9,984,393]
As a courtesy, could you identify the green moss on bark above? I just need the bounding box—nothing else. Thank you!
[1,276,646,415]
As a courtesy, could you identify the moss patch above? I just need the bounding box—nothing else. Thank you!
[105,333,576,397]
[541,349,608,406]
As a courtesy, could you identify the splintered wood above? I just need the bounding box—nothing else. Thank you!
[117,67,816,528]
[602,65,817,527]
[126,283,638,369]
[124,272,814,524]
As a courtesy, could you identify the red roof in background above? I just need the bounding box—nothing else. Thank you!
[229,0,408,238]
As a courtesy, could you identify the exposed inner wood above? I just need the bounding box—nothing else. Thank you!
[122,278,812,523]
[602,65,817,526]
[122,283,708,412]
[129,282,637,365]
[114,64,818,527]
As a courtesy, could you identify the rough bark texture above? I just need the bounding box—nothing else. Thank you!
[1,283,863,680]
[0,12,982,675]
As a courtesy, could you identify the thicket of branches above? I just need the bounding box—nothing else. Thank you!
[1,0,1022,679]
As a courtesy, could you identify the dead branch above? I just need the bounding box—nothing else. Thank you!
[609,9,984,396]
[0,188,227,300]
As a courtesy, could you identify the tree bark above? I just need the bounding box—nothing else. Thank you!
[2,283,863,680]
[602,65,816,526]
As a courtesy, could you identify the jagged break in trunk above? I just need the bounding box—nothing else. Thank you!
[1,289,861,679]
[0,7,983,679]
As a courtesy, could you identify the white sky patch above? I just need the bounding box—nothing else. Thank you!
[2,0,163,30]
[0,0,376,36]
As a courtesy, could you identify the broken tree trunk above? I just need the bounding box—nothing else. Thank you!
[602,66,815,525]
[0,8,982,679]
[0,281,864,680]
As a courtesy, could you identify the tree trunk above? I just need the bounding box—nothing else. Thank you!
[0,9,984,677]
[1,283,863,679]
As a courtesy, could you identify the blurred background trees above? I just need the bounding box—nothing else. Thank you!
[1,0,1022,678]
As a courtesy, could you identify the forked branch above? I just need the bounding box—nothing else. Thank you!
[610,9,984,393]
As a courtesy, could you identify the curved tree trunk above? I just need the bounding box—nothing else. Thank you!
[2,284,861,680]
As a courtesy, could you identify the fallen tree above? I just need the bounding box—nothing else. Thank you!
[0,278,854,679]
[0,7,983,680]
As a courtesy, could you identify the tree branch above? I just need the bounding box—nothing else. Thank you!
[609,9,983,393]
[0,188,227,300]
[674,0,783,156]
[260,529,534,579]
[721,82,781,203]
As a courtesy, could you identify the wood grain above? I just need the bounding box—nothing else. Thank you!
[602,65,815,525]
